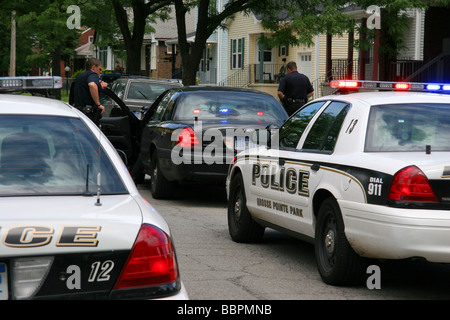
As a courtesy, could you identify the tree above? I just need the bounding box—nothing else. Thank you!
[110,0,173,75]
[174,0,276,85]
[5,0,82,98]
[19,2,79,75]
[0,8,34,76]
[257,0,430,81]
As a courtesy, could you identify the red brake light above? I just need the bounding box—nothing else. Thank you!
[388,166,438,202]
[114,224,179,289]
[176,127,200,147]
[257,111,264,116]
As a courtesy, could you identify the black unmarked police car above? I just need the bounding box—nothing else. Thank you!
[227,80,450,286]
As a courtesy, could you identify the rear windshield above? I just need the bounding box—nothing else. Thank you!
[365,103,450,152]
[0,115,127,196]
[127,81,176,101]
[173,91,287,123]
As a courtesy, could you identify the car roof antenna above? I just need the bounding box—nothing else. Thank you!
[95,125,102,206]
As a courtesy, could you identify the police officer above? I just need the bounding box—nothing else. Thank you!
[73,58,107,125]
[277,61,314,116]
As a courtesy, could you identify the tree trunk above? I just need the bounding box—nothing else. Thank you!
[111,0,147,75]
[175,0,209,85]
[125,41,143,75]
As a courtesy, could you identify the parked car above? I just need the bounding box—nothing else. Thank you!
[110,77,182,119]
[226,79,450,286]
[0,81,188,299]
[139,86,288,199]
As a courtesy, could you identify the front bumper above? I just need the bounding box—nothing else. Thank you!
[340,200,450,263]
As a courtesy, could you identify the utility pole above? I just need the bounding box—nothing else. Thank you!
[10,11,16,76]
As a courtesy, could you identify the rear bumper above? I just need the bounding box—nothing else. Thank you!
[158,148,232,184]
[340,200,450,263]
[157,282,189,300]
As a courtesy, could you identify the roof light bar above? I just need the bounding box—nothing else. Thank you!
[330,80,359,88]
[330,80,450,93]
[0,76,63,90]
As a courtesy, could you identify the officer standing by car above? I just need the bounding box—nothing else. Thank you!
[277,61,314,116]
[72,58,107,125]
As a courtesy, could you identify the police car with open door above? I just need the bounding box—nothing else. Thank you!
[0,77,188,299]
[226,79,450,286]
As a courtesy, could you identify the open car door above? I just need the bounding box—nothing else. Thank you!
[99,88,140,166]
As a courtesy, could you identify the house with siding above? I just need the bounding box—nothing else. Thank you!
[223,7,428,99]
[224,10,358,98]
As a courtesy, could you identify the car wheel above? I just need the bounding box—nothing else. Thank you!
[228,172,265,243]
[315,198,365,286]
[150,152,175,199]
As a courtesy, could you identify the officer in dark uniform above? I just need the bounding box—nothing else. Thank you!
[72,58,106,125]
[277,61,314,116]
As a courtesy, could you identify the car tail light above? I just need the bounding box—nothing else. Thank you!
[176,127,200,148]
[388,166,438,202]
[114,224,179,290]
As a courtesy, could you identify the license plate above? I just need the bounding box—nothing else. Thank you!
[235,137,258,152]
[0,263,8,300]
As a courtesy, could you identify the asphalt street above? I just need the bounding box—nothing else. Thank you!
[138,181,450,300]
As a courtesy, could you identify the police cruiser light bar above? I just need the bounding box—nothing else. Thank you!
[0,76,63,90]
[330,79,450,93]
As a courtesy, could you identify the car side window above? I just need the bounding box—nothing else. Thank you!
[302,101,350,152]
[112,81,126,100]
[100,92,125,117]
[161,92,181,121]
[152,91,176,121]
[279,102,326,149]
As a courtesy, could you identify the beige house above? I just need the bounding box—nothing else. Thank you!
[224,8,426,99]
[224,11,357,99]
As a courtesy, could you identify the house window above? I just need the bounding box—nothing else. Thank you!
[98,46,108,68]
[301,54,311,62]
[231,38,244,69]
[279,45,289,57]
[257,43,273,63]
[166,44,177,55]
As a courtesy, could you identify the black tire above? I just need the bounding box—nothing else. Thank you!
[228,173,265,243]
[315,198,366,286]
[150,152,175,199]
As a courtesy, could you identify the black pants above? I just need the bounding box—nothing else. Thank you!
[284,100,305,116]
[76,105,102,125]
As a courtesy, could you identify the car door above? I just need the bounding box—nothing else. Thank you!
[140,90,180,175]
[247,101,327,226]
[279,101,351,237]
[99,88,140,166]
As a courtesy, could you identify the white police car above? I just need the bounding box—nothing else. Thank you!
[0,77,188,299]
[226,80,450,286]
